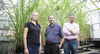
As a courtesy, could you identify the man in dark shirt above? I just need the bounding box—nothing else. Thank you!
[44,15,64,54]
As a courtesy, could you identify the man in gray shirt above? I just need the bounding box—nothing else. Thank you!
[44,15,64,54]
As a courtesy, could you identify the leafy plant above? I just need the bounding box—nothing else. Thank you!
[37,0,89,41]
[7,0,89,47]
[7,0,39,46]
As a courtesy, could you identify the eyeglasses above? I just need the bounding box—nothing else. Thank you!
[70,17,74,18]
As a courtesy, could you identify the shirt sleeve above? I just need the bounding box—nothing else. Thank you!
[63,23,71,36]
[59,26,64,38]
[24,22,29,28]
[38,24,41,29]
[72,24,80,35]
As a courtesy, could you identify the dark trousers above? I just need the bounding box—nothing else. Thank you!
[27,43,40,54]
[44,42,60,54]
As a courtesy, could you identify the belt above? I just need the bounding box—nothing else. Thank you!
[65,38,77,41]
[45,41,58,46]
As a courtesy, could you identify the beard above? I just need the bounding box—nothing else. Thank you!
[50,20,55,24]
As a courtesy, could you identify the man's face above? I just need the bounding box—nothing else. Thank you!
[69,15,75,23]
[48,16,55,24]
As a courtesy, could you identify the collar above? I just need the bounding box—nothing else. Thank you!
[68,22,75,24]
[49,23,55,28]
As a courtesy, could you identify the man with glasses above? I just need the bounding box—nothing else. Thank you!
[63,14,80,54]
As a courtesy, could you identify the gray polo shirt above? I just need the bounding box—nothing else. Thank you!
[45,24,64,43]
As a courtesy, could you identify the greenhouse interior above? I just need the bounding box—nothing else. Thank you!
[0,0,100,54]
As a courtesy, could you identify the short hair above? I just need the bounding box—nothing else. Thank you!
[48,15,55,18]
[69,14,75,17]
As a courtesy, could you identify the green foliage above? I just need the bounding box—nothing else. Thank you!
[37,0,89,41]
[7,0,40,46]
[7,0,89,46]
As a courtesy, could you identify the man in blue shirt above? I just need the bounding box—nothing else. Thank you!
[44,15,64,54]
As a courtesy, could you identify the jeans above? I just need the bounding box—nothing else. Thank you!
[27,43,40,54]
[64,40,78,54]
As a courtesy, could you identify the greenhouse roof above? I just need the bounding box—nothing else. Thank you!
[2,0,100,11]
[83,0,100,12]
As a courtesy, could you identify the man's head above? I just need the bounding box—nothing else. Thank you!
[48,15,55,24]
[69,14,75,23]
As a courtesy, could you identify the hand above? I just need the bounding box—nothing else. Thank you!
[68,29,73,33]
[67,29,73,34]
[24,48,29,54]
[64,33,71,36]
[39,46,42,54]
[59,44,62,49]
[71,33,76,36]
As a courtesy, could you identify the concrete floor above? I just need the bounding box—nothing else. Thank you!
[60,48,100,54]
[79,49,100,54]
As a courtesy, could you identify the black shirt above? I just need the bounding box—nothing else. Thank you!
[24,22,41,44]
